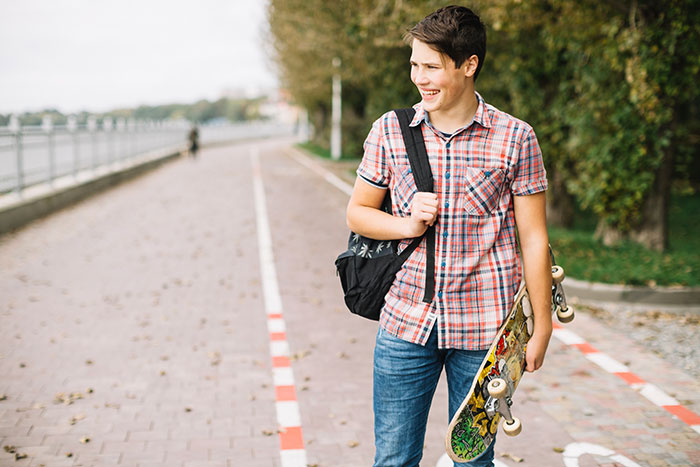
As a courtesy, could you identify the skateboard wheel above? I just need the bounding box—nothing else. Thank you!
[552,265,565,284]
[557,305,575,323]
[487,378,508,399]
[503,417,522,436]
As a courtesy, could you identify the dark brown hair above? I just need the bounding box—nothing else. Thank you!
[406,5,486,81]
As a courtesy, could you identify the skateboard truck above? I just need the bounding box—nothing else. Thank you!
[486,378,522,436]
[552,265,574,323]
[549,247,575,323]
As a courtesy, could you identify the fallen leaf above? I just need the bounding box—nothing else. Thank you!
[552,447,564,453]
[15,452,28,460]
[261,430,274,436]
[3,445,16,453]
[347,441,359,448]
[69,414,86,425]
[79,437,90,444]
[0,394,7,401]
[501,452,524,462]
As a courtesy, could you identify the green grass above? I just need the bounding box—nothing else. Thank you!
[549,192,700,287]
[297,142,360,161]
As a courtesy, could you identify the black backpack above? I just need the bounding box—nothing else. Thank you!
[335,108,435,320]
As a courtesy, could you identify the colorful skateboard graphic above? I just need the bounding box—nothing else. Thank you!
[445,249,573,463]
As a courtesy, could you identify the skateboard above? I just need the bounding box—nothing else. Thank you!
[445,249,573,463]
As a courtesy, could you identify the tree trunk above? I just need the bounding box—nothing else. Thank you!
[630,145,673,251]
[546,168,574,228]
[593,145,673,251]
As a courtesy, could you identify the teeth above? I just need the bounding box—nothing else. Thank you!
[423,90,439,96]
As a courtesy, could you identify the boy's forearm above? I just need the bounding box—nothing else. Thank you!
[521,238,552,336]
[346,204,412,240]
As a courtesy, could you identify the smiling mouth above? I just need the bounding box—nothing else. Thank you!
[421,89,440,97]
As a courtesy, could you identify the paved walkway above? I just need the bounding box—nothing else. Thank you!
[1,139,699,467]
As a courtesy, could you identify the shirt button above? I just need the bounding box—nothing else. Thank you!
[444,201,450,208]
[441,261,446,268]
[445,172,451,179]
[446,142,451,149]
[438,290,444,298]
[442,231,448,239]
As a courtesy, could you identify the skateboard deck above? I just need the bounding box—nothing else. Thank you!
[445,252,572,463]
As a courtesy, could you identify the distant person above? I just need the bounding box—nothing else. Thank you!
[345,6,552,466]
[188,125,199,158]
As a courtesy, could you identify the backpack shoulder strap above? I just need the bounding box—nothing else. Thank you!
[394,108,434,193]
[393,107,436,304]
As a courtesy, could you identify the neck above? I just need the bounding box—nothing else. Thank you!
[429,90,478,134]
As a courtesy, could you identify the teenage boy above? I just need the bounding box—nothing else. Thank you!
[345,5,552,467]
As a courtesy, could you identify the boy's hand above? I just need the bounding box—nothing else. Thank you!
[405,192,439,237]
[524,325,552,373]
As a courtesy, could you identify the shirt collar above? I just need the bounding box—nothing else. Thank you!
[409,91,492,130]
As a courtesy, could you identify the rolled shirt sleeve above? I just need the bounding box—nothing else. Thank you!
[511,126,548,196]
[357,118,390,189]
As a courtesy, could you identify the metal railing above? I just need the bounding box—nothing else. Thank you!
[0,117,292,195]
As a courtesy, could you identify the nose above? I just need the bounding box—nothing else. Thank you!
[412,66,429,85]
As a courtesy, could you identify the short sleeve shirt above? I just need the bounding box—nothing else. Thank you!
[356,92,548,350]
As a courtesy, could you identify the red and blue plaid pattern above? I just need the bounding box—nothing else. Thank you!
[357,93,548,350]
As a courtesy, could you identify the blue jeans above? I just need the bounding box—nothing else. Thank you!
[373,327,495,467]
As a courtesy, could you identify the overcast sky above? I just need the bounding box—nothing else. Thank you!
[0,0,277,114]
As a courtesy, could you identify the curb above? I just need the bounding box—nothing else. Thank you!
[565,277,700,309]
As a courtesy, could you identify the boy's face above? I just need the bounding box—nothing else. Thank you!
[410,39,474,116]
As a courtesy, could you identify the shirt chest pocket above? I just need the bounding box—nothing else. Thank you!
[391,165,417,214]
[463,167,506,216]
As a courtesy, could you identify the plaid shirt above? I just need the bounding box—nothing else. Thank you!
[357,92,548,350]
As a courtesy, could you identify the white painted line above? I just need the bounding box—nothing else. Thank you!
[584,352,630,373]
[267,318,286,333]
[276,401,303,427]
[270,341,291,357]
[562,442,641,467]
[552,328,585,345]
[638,383,679,407]
[691,425,700,435]
[287,148,354,196]
[280,449,309,467]
[251,146,307,464]
[252,146,284,316]
[273,367,295,386]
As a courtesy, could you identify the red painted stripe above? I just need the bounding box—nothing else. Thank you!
[614,372,646,385]
[268,313,283,320]
[552,321,562,330]
[663,405,700,426]
[279,426,305,450]
[270,332,287,341]
[573,342,598,354]
[272,356,291,368]
[275,385,297,402]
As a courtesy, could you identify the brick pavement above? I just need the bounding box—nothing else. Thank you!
[1,139,699,467]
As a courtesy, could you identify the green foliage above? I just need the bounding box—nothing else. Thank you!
[550,192,700,286]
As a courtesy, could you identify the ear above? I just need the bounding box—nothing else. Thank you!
[464,55,479,78]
